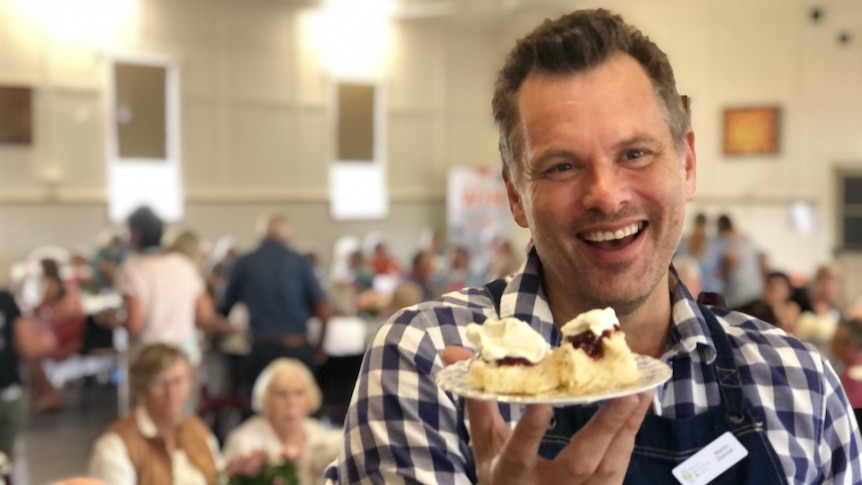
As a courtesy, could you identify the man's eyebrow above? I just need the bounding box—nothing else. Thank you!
[532,148,577,162]
[612,133,662,150]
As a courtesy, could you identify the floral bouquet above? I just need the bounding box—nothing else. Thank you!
[223,449,299,485]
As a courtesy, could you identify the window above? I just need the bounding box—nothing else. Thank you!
[329,81,387,220]
[336,82,375,161]
[837,171,862,251]
[106,55,182,222]
[113,62,167,159]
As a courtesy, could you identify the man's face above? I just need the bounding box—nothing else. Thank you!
[505,53,696,317]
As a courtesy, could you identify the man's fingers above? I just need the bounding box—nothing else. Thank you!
[442,346,512,475]
[442,345,473,365]
[591,391,653,477]
[554,392,651,477]
[465,398,511,466]
[491,404,553,482]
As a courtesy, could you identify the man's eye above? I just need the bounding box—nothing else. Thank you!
[550,163,573,173]
[624,150,645,160]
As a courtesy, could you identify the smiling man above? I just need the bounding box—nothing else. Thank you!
[325,9,861,485]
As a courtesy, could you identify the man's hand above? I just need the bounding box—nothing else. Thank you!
[442,346,652,485]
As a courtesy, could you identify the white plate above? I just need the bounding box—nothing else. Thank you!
[436,355,672,406]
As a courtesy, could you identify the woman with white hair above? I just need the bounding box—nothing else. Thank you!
[223,358,341,485]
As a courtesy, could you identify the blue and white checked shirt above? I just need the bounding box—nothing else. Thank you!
[325,251,862,484]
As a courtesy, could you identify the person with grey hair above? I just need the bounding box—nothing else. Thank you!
[326,8,860,485]
[220,212,331,410]
[223,358,341,485]
[89,343,221,485]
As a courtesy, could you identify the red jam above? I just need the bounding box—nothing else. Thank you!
[564,325,620,360]
[494,357,534,366]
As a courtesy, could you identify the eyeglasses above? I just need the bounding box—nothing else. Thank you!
[148,374,189,390]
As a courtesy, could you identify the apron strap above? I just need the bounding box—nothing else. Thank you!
[697,302,747,423]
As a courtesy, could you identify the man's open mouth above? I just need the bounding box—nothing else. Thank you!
[578,221,646,250]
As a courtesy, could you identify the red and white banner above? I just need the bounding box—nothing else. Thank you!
[446,166,512,274]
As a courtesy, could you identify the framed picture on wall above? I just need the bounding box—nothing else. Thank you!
[723,106,780,156]
[0,86,32,145]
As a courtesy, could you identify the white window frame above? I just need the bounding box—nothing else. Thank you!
[104,53,183,223]
[329,77,388,220]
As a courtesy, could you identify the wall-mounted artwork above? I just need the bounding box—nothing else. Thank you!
[0,86,33,145]
[723,106,780,156]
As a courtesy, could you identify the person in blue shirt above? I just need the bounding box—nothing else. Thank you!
[221,213,331,407]
[677,212,724,295]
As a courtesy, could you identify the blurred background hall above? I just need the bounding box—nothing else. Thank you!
[2,0,862,483]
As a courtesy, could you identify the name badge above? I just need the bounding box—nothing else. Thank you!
[672,431,748,485]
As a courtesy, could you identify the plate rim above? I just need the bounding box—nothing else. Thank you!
[436,354,672,406]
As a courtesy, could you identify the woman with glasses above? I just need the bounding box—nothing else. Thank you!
[88,343,222,485]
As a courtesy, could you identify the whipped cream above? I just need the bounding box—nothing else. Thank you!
[560,307,619,337]
[466,318,550,363]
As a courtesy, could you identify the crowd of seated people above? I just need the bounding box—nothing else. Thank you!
[677,213,862,409]
[10,205,862,484]
[26,207,862,482]
[0,205,527,483]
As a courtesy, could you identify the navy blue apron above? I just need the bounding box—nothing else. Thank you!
[483,281,788,484]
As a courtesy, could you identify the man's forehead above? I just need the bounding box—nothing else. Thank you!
[515,55,667,151]
[517,54,656,115]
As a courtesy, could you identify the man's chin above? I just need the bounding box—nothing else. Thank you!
[582,288,651,316]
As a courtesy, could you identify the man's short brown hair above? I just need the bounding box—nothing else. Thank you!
[491,9,688,179]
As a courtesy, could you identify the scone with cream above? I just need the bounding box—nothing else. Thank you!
[466,318,558,394]
[554,307,639,394]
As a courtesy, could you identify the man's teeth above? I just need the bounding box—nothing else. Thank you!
[582,222,644,242]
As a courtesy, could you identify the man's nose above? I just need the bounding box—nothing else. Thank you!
[582,161,629,214]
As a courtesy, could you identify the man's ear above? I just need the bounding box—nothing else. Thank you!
[683,129,697,201]
[503,166,528,228]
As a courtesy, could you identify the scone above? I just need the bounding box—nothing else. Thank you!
[554,307,640,394]
[465,317,558,394]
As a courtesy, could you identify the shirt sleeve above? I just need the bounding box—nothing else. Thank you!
[113,261,139,298]
[817,358,862,484]
[89,432,136,485]
[324,308,477,485]
[190,263,205,297]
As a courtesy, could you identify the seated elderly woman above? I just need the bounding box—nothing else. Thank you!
[88,343,222,485]
[223,358,341,485]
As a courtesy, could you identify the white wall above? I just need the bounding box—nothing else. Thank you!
[0,0,860,283]
[0,0,499,279]
[545,0,862,278]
